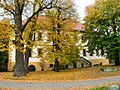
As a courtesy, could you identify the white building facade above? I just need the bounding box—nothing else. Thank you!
[8,17,109,71]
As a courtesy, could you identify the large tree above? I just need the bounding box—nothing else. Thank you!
[84,0,120,65]
[0,0,58,76]
[43,0,79,71]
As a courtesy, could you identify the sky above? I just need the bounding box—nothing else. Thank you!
[74,0,95,21]
[0,0,95,21]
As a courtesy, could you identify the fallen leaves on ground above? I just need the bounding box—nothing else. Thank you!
[0,66,120,82]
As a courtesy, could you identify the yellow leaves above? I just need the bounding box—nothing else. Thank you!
[59,57,69,64]
[22,15,82,63]
[0,20,13,51]
[0,43,8,51]
[86,6,101,21]
[1,66,120,82]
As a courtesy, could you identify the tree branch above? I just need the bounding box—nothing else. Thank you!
[21,0,57,33]
[20,0,25,14]
[1,0,16,15]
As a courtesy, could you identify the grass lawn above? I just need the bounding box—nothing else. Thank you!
[0,66,120,82]
[90,86,108,90]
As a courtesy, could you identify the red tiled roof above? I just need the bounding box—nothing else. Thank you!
[22,15,85,31]
[22,15,49,25]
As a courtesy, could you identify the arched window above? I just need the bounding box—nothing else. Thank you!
[28,65,36,72]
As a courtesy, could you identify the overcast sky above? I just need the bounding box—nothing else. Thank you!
[74,0,95,21]
[0,0,95,21]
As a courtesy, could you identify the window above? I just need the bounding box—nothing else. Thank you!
[83,49,86,56]
[82,36,84,40]
[89,51,93,56]
[38,33,42,40]
[95,49,99,56]
[32,33,36,41]
[49,64,54,68]
[30,33,36,41]
[38,48,42,55]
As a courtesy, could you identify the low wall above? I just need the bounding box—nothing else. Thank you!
[89,58,109,66]
[8,62,52,71]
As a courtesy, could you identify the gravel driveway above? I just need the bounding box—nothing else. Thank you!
[0,76,120,89]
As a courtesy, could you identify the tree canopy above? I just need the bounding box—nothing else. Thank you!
[84,0,120,65]
[0,19,13,51]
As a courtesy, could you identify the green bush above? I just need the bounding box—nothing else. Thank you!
[90,86,108,90]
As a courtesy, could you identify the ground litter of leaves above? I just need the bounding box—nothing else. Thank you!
[0,66,120,82]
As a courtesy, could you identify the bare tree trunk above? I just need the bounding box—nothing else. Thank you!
[13,0,26,76]
[73,60,77,68]
[115,59,120,66]
[24,47,31,73]
[24,30,33,73]
[115,50,120,66]
[14,48,26,76]
[13,28,27,76]
[54,58,59,72]
[53,8,62,72]
[13,33,26,76]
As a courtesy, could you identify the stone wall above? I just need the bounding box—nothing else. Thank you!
[8,62,52,71]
